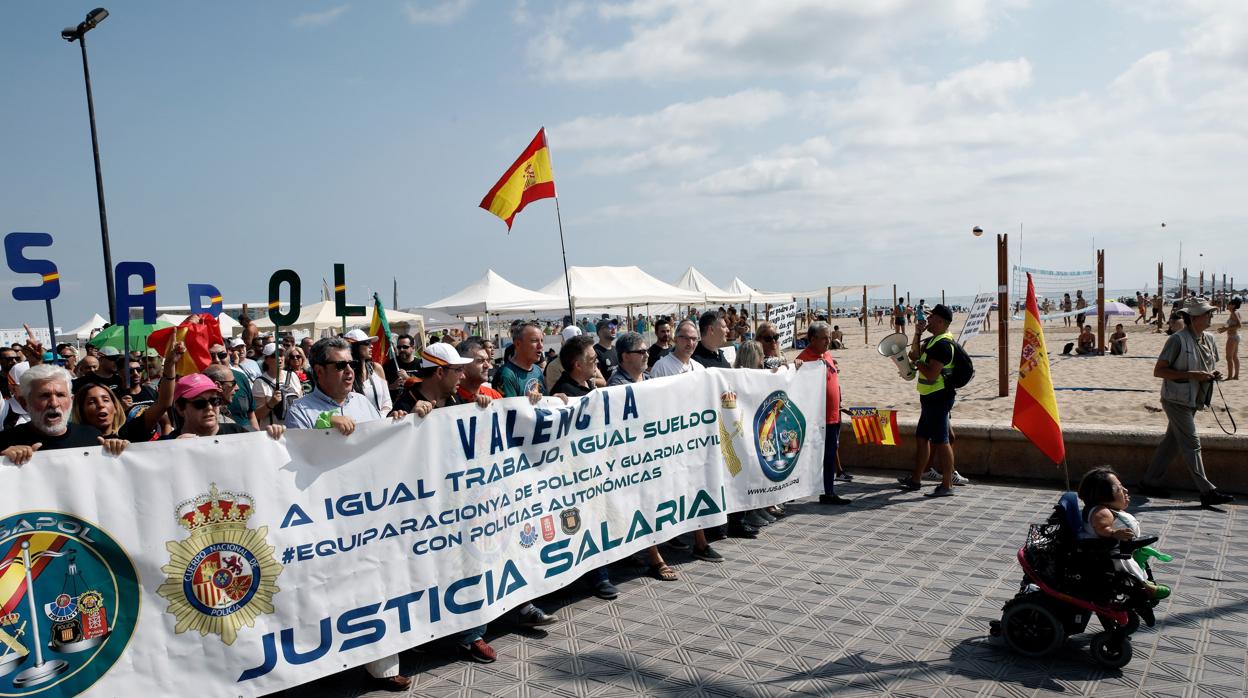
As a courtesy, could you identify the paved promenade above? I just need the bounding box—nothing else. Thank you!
[279,472,1246,697]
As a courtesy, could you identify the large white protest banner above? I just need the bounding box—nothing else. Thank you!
[957,293,997,345]
[771,302,798,349]
[0,366,823,696]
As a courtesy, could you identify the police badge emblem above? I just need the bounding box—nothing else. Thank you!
[518,523,538,548]
[540,515,556,542]
[560,508,581,535]
[157,484,283,646]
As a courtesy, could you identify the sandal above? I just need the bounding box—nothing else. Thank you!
[649,563,678,581]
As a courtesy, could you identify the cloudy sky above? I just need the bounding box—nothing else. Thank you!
[2,1,1245,328]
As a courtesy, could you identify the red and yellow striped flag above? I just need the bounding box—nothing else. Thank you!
[848,407,900,446]
[479,128,556,230]
[1012,273,1065,463]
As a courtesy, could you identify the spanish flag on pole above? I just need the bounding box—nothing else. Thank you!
[369,293,394,365]
[479,128,556,230]
[1012,273,1065,463]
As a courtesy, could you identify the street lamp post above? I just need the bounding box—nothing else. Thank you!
[62,8,117,324]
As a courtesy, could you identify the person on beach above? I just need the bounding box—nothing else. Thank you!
[1110,324,1128,355]
[1152,294,1165,332]
[797,322,852,505]
[1138,296,1234,508]
[1062,293,1073,327]
[893,298,906,338]
[1217,298,1240,380]
[1075,290,1088,327]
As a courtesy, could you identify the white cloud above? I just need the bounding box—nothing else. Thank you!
[531,0,1028,82]
[403,0,473,25]
[1111,51,1173,103]
[684,157,825,196]
[550,89,788,150]
[292,5,349,28]
[581,143,718,175]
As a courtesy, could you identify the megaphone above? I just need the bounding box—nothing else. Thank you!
[877,332,915,381]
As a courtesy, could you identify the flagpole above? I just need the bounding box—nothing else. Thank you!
[554,196,575,321]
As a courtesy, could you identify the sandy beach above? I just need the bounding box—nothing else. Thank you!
[820,313,1244,435]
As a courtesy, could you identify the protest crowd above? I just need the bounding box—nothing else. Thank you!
[0,290,1238,692]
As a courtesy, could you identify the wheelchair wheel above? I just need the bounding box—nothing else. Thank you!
[1098,611,1140,635]
[1090,632,1133,669]
[1001,600,1064,657]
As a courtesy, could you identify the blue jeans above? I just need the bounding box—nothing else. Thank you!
[456,624,487,644]
[823,423,840,495]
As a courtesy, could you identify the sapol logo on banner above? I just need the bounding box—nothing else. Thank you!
[0,512,140,695]
[752,391,807,482]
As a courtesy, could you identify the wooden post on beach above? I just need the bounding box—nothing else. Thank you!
[1096,249,1106,354]
[1157,263,1163,300]
[941,290,945,306]
[997,234,1009,397]
[862,285,868,345]
[1181,267,1188,298]
[1199,270,1205,297]
[752,303,757,333]
[826,287,831,324]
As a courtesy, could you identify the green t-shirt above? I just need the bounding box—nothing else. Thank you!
[496,360,546,398]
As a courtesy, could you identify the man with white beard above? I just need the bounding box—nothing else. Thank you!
[1,364,129,465]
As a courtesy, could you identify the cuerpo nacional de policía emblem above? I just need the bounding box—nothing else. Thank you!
[158,484,282,646]
[752,390,807,482]
[0,511,139,695]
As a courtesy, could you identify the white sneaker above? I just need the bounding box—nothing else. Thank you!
[924,469,970,485]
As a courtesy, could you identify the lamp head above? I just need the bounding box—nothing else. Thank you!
[62,26,80,41]
[84,8,109,28]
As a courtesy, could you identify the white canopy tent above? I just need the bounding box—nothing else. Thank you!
[673,267,749,304]
[537,266,704,312]
[790,285,876,300]
[250,301,423,335]
[724,278,793,305]
[421,270,565,316]
[67,313,108,340]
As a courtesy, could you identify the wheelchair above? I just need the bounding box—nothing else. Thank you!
[988,492,1163,668]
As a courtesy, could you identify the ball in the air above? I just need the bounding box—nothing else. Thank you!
[972,226,984,237]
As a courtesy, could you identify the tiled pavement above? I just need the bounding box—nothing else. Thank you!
[277,473,1247,697]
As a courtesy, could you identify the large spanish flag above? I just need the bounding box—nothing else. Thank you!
[1012,273,1065,463]
[146,313,224,376]
[479,128,556,230]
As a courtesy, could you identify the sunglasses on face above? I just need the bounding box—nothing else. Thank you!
[758,335,779,341]
[397,345,414,351]
[215,380,237,389]
[319,360,353,371]
[188,396,223,409]
[129,366,143,373]
[624,349,648,356]
[212,351,229,360]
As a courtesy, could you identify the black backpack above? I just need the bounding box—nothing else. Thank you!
[940,337,975,390]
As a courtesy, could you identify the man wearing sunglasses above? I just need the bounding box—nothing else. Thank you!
[209,343,258,430]
[284,337,407,435]
[383,333,421,400]
[73,345,124,395]
[797,322,851,505]
[392,343,470,415]
[649,320,705,378]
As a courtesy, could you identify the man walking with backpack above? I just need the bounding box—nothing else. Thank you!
[898,304,966,497]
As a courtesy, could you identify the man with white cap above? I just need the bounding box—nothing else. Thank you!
[1140,296,1235,508]
[229,337,261,381]
[544,324,583,388]
[392,343,477,414]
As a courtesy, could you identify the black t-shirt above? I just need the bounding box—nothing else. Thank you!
[125,385,159,412]
[647,344,672,369]
[383,356,421,386]
[552,374,594,397]
[594,343,618,381]
[161,422,249,440]
[113,416,157,443]
[0,422,104,451]
[692,342,731,369]
[919,337,956,404]
[393,384,465,415]
[72,372,124,396]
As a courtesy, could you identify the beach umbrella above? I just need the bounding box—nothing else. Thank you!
[1100,301,1135,316]
[87,318,173,352]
